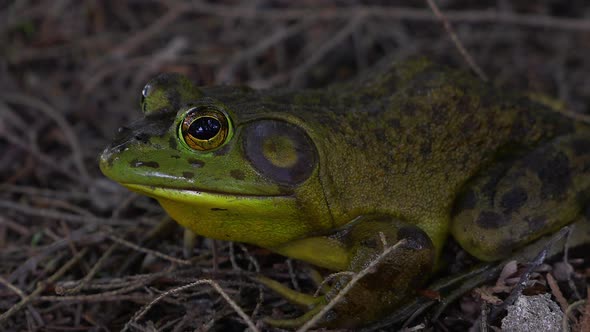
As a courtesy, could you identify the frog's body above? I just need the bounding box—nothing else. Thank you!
[100,59,590,328]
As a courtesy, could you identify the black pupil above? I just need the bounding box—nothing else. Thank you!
[188,117,221,140]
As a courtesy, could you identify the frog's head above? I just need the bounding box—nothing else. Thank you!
[100,73,333,248]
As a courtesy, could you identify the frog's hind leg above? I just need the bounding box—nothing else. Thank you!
[451,133,590,262]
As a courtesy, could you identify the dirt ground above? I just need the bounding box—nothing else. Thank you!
[1,1,589,331]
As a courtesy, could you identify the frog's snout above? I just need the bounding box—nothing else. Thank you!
[98,146,117,178]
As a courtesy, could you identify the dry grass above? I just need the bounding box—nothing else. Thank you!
[1,1,589,331]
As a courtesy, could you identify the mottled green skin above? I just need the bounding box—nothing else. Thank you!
[100,59,590,328]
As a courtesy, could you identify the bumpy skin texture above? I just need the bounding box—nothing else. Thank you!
[100,59,590,328]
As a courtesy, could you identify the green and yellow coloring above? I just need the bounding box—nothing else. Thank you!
[100,59,590,328]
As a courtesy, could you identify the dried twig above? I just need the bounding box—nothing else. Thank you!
[426,0,487,81]
[0,200,141,226]
[123,279,259,332]
[0,93,90,183]
[0,248,88,323]
[489,227,570,321]
[216,19,315,83]
[108,234,192,266]
[563,299,588,331]
[289,13,366,87]
[0,277,26,300]
[579,289,590,332]
[186,3,590,32]
[546,272,568,312]
[58,243,119,295]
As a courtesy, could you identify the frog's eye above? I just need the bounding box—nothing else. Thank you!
[180,107,230,151]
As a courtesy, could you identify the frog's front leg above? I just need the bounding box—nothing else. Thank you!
[262,215,435,329]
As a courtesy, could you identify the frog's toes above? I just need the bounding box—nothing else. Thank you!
[253,275,323,307]
[263,304,325,329]
[254,275,332,328]
[307,267,326,290]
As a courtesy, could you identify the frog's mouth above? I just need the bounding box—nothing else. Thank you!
[122,183,293,204]
[121,183,306,248]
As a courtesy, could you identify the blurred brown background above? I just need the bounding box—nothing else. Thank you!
[1,1,589,331]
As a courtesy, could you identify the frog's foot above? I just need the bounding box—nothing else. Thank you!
[253,275,328,328]
[258,215,436,329]
[264,301,326,329]
[306,267,327,291]
[253,275,324,307]
[117,216,176,271]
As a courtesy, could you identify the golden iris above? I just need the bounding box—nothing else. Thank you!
[180,107,230,151]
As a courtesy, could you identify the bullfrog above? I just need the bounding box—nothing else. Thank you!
[99,59,590,328]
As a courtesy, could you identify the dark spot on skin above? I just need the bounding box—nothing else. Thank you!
[476,211,509,229]
[500,186,528,214]
[457,154,470,172]
[182,172,194,179]
[108,109,176,149]
[576,190,590,206]
[572,138,590,156]
[455,94,471,113]
[528,150,571,199]
[509,112,533,142]
[420,142,431,158]
[167,89,182,110]
[169,137,177,149]
[460,117,480,134]
[401,101,417,117]
[171,154,180,159]
[230,169,245,180]
[374,128,387,142]
[211,208,228,211]
[417,124,431,139]
[524,215,547,233]
[452,189,477,216]
[431,103,449,125]
[213,144,231,156]
[387,118,401,129]
[130,159,159,168]
[188,158,205,168]
[480,165,508,203]
[360,238,378,249]
[495,239,516,257]
[134,133,150,143]
[398,226,434,251]
[379,158,393,174]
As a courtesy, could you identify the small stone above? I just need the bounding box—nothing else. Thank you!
[501,294,563,332]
